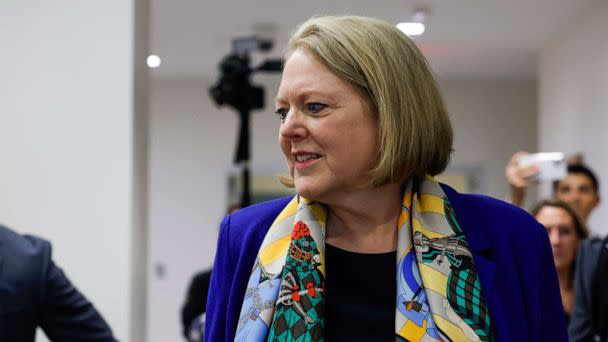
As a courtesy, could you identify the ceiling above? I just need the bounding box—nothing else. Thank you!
[150,0,596,81]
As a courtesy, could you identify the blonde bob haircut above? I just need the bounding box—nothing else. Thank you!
[281,15,453,187]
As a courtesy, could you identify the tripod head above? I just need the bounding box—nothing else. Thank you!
[209,37,282,114]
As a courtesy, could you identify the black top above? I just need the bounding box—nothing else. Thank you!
[324,244,397,341]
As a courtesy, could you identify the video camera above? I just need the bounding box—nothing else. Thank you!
[208,37,282,207]
[209,37,282,112]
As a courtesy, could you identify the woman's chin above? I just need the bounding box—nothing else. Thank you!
[553,260,571,272]
[294,184,323,201]
[296,188,318,200]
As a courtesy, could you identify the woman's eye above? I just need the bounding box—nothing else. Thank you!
[274,109,287,122]
[558,226,573,236]
[306,103,327,114]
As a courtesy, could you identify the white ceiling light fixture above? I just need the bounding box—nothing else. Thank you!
[396,22,425,37]
[147,55,162,68]
[397,8,428,37]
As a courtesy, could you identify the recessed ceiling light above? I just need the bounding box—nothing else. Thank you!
[396,22,425,37]
[397,8,428,37]
[147,55,161,68]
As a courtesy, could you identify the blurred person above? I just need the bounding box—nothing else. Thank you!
[531,200,589,323]
[507,154,607,340]
[569,234,608,342]
[0,224,115,341]
[181,205,239,341]
[204,15,566,341]
[182,269,212,342]
[505,152,600,225]
[553,164,600,225]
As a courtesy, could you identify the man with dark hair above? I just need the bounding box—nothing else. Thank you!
[506,152,600,224]
[552,164,600,224]
[0,225,116,341]
[570,236,608,342]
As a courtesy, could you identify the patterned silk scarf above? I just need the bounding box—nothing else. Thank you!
[235,177,493,341]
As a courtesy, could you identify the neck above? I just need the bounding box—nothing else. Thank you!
[556,266,572,291]
[556,265,574,314]
[325,182,402,253]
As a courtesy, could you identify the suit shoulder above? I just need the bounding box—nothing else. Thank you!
[462,192,537,220]
[0,226,52,297]
[0,225,51,259]
[466,193,543,234]
[578,237,605,261]
[218,197,292,257]
[225,196,293,237]
[441,185,545,243]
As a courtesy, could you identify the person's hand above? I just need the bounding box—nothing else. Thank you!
[505,151,539,206]
[506,151,540,188]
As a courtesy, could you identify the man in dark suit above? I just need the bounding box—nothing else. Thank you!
[569,237,607,342]
[0,224,116,341]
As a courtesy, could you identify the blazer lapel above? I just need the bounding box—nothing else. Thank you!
[441,184,498,320]
[459,219,497,306]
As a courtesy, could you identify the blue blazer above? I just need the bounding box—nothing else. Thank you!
[0,225,115,342]
[205,184,568,341]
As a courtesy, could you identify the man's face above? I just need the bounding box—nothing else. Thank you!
[555,173,600,222]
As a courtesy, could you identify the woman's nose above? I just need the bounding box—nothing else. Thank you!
[279,110,307,140]
[549,230,561,245]
[561,193,577,205]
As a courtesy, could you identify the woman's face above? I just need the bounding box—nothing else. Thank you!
[535,206,581,271]
[276,48,378,202]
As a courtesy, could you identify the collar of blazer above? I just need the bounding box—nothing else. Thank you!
[441,183,498,318]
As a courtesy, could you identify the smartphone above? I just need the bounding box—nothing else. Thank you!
[518,152,567,182]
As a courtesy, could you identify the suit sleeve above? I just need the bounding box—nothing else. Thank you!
[569,239,597,342]
[204,215,235,342]
[35,238,117,341]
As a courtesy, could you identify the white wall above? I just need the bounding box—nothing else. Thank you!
[146,75,537,341]
[440,79,538,201]
[0,2,145,341]
[146,74,284,341]
[539,0,608,236]
[131,0,151,339]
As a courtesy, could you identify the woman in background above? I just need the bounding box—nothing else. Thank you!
[532,199,588,323]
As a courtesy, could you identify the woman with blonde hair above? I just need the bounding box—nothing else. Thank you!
[205,15,566,341]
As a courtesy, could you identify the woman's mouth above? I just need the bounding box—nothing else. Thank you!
[294,153,321,170]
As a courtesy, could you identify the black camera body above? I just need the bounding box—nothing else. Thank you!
[209,53,264,112]
[209,37,280,112]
